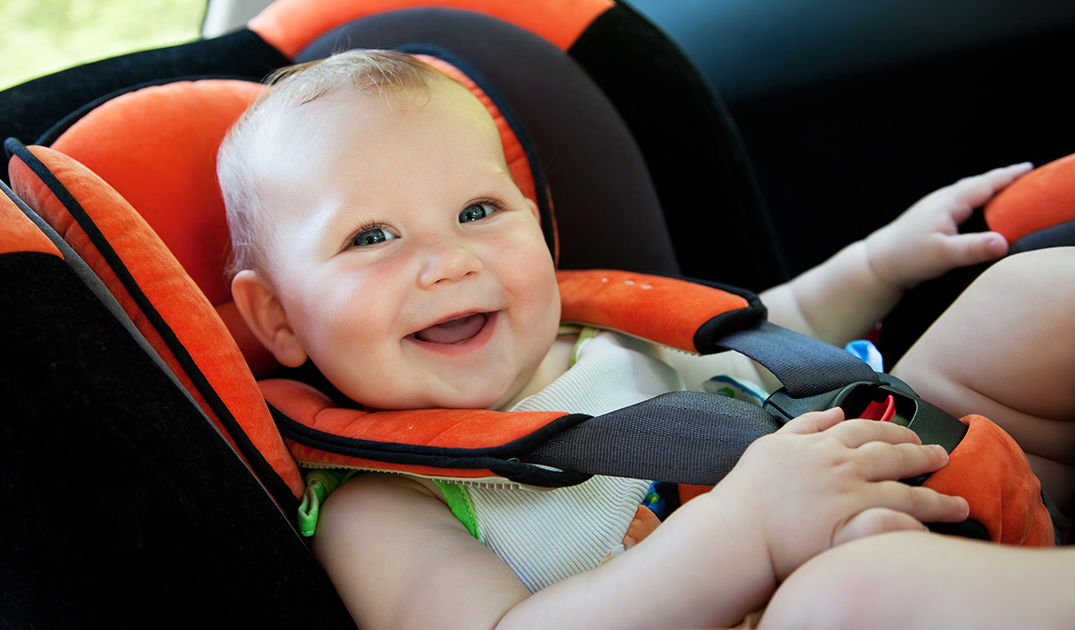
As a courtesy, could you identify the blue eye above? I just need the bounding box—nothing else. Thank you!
[459,203,496,223]
[351,226,397,247]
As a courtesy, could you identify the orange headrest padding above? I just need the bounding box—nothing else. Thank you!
[985,152,1075,243]
[249,0,614,59]
[49,80,276,371]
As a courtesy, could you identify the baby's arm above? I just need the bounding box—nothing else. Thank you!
[761,163,1031,347]
[314,409,968,630]
[312,473,533,629]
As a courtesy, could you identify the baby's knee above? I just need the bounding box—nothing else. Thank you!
[894,246,1075,421]
[762,532,933,630]
[763,546,885,629]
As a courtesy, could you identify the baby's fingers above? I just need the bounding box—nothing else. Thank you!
[827,418,922,449]
[875,480,970,526]
[778,407,845,435]
[857,440,950,481]
[939,230,1009,267]
[833,507,927,546]
[947,162,1034,209]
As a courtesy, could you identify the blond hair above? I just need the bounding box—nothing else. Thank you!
[217,49,447,279]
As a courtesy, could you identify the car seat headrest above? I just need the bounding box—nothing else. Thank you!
[248,0,614,59]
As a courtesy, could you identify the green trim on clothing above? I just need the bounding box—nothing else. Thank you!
[298,469,358,537]
[571,327,598,366]
[434,480,481,540]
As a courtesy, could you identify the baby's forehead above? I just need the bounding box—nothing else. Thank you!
[257,75,504,173]
[250,67,513,203]
[276,76,493,136]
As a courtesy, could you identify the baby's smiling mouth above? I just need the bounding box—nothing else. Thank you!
[412,313,489,345]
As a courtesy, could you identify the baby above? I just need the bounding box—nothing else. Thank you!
[219,50,1074,629]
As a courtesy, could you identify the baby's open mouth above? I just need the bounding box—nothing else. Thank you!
[412,313,489,345]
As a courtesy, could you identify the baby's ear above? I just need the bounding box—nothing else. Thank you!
[231,270,309,368]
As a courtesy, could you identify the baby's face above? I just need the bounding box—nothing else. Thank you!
[253,78,560,410]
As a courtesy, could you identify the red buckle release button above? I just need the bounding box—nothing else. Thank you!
[861,395,896,422]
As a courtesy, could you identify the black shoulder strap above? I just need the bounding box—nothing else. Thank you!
[714,320,879,397]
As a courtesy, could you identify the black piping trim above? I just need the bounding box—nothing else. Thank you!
[5,138,299,513]
[271,403,593,487]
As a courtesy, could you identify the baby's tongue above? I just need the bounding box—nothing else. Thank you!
[414,313,487,344]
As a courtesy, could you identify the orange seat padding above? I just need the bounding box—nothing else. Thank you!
[250,0,614,59]
[924,415,1055,546]
[985,152,1075,243]
[558,269,750,353]
[48,80,280,374]
[1,187,62,258]
[264,379,571,480]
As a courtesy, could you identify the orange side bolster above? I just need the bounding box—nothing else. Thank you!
[50,80,263,308]
[0,187,62,258]
[923,414,1055,547]
[263,379,574,479]
[985,152,1075,243]
[557,269,751,354]
[249,0,614,59]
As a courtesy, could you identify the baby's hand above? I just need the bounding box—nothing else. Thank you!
[709,408,969,582]
[865,163,1033,290]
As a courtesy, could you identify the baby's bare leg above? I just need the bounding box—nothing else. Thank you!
[891,247,1075,511]
[762,531,1075,630]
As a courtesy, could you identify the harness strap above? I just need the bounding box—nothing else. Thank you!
[712,320,879,398]
[521,390,780,485]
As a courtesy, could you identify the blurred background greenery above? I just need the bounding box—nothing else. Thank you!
[1,0,206,90]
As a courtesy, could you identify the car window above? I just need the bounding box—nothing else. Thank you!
[1,0,206,90]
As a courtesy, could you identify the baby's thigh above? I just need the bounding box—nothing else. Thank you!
[892,247,1075,447]
[763,531,1070,630]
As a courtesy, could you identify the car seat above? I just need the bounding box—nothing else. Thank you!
[0,2,784,626]
[2,0,1071,627]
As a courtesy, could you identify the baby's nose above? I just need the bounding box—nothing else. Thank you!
[418,241,483,287]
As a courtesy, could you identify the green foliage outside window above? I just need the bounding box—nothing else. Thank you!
[1,0,205,90]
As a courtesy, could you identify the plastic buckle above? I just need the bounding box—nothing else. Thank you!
[763,373,968,485]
